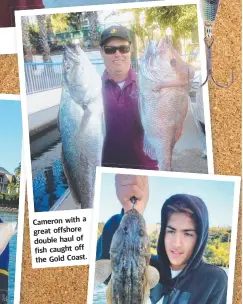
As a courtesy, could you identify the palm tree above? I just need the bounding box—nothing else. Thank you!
[14,163,21,183]
[67,12,83,30]
[22,16,33,63]
[46,15,54,38]
[86,12,99,48]
[36,15,52,62]
[7,182,18,195]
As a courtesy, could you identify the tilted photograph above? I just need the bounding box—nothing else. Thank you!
[0,97,24,304]
[16,1,212,212]
[87,168,240,304]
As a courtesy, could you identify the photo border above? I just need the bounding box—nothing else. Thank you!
[87,166,241,304]
[15,0,214,272]
[0,28,17,54]
[15,0,214,214]
[0,94,25,304]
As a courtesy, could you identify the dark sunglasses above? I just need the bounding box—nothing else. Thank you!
[103,45,130,55]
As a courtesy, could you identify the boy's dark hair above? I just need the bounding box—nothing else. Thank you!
[166,202,198,233]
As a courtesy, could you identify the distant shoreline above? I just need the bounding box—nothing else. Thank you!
[0,207,18,213]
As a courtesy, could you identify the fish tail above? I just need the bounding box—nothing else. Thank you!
[155,140,172,171]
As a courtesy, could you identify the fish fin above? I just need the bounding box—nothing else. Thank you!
[143,136,157,160]
[146,265,160,289]
[95,259,112,287]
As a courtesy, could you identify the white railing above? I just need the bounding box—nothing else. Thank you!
[24,54,198,95]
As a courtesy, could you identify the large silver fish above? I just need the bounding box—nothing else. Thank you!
[95,208,160,304]
[138,39,195,170]
[58,44,105,208]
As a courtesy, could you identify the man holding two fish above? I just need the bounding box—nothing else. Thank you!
[59,24,193,208]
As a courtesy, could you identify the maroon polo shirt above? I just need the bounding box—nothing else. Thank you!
[102,68,158,170]
[0,0,44,27]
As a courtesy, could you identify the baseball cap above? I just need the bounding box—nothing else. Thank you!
[100,25,131,46]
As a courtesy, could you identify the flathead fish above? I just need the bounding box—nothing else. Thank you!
[58,44,105,208]
[138,39,195,170]
[95,209,160,304]
[0,222,17,255]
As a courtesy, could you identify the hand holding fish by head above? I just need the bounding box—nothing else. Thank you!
[58,44,105,209]
[95,208,160,304]
[115,174,149,214]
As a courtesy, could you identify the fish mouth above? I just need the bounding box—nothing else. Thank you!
[63,44,81,65]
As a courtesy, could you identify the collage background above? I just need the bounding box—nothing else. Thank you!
[0,0,241,303]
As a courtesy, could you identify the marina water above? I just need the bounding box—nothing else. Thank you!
[0,211,18,304]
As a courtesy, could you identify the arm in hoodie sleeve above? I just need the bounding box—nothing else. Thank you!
[206,268,228,304]
[96,212,123,260]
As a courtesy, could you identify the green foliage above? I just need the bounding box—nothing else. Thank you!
[0,193,19,201]
[204,227,231,267]
[148,226,230,267]
[14,162,21,183]
[51,14,69,33]
[7,183,18,195]
[150,230,159,250]
[145,5,198,41]
[28,22,41,52]
[0,192,19,209]
[122,5,197,53]
[204,242,230,267]
[150,247,157,255]
[67,13,84,31]
[98,222,105,239]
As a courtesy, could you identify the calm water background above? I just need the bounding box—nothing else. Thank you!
[31,127,68,212]
[93,268,229,304]
[0,211,18,304]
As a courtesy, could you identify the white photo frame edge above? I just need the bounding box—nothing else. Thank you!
[14,0,215,284]
[15,0,214,220]
[87,166,241,304]
[0,95,26,304]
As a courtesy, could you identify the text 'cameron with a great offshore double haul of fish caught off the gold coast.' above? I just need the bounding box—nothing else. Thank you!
[30,209,93,268]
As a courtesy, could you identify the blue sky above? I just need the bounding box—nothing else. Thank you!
[0,100,22,174]
[98,173,236,227]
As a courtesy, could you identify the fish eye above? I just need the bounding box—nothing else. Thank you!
[139,229,144,236]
